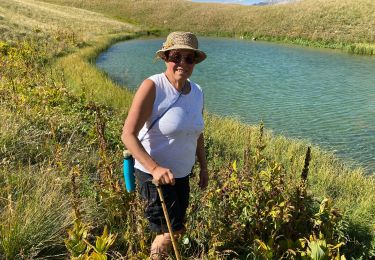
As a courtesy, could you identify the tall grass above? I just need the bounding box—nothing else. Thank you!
[0,164,71,259]
[41,0,375,54]
[55,34,138,116]
[0,0,134,44]
[0,1,138,257]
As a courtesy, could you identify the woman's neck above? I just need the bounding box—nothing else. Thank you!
[164,72,186,92]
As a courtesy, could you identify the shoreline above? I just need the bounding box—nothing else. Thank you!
[95,34,374,173]
[71,29,372,179]
[41,0,375,56]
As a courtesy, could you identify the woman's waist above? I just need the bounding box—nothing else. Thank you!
[143,137,198,155]
[139,129,201,143]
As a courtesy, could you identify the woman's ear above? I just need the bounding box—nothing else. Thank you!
[163,51,170,61]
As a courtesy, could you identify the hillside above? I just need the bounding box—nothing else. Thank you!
[40,0,375,54]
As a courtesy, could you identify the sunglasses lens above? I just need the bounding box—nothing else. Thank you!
[184,56,195,64]
[168,53,181,63]
[168,53,195,64]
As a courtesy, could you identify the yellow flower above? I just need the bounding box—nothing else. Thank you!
[163,39,174,49]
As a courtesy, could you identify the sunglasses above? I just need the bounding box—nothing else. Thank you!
[166,52,196,65]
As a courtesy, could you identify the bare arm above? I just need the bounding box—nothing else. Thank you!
[121,79,175,185]
[196,132,208,189]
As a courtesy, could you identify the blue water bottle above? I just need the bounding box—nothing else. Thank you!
[123,150,135,192]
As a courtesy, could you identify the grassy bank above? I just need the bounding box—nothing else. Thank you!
[41,0,375,55]
[1,0,375,258]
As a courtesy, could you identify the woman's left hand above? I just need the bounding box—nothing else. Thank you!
[198,169,209,189]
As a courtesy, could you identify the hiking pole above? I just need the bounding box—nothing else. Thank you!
[152,180,181,260]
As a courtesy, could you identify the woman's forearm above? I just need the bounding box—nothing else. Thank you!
[196,133,207,172]
[122,130,175,185]
[122,131,158,173]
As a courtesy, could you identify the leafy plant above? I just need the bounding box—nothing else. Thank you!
[185,123,348,259]
[65,220,117,260]
[65,166,117,260]
[65,220,89,258]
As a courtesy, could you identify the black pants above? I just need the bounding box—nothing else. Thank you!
[135,169,190,234]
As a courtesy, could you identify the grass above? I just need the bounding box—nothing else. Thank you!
[54,34,140,115]
[0,164,71,258]
[0,0,134,43]
[1,0,375,258]
[40,0,375,54]
[0,1,138,258]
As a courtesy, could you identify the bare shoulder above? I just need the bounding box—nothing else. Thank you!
[129,80,155,112]
[136,79,155,96]
[125,78,156,132]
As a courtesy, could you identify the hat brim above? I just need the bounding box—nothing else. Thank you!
[156,45,206,64]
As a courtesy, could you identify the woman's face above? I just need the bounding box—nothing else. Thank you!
[165,49,196,81]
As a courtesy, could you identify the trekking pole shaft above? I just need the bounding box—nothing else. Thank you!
[154,182,181,260]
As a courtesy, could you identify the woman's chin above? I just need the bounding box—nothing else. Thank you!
[175,71,190,80]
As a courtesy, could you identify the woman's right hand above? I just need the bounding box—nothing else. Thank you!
[151,166,175,186]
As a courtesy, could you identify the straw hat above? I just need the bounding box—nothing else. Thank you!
[156,32,207,64]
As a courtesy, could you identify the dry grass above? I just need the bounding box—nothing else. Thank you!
[0,1,140,257]
[40,0,375,53]
[0,163,72,259]
[55,34,136,116]
[0,0,136,43]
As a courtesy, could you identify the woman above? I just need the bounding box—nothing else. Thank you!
[121,31,208,258]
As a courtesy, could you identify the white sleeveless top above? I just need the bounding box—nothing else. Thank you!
[134,73,204,178]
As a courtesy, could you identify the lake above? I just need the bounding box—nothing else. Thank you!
[96,37,375,173]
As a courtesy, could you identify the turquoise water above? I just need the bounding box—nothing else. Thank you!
[96,38,375,173]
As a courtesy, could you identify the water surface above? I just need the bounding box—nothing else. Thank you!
[96,38,375,173]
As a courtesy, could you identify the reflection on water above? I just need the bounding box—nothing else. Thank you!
[96,38,375,173]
